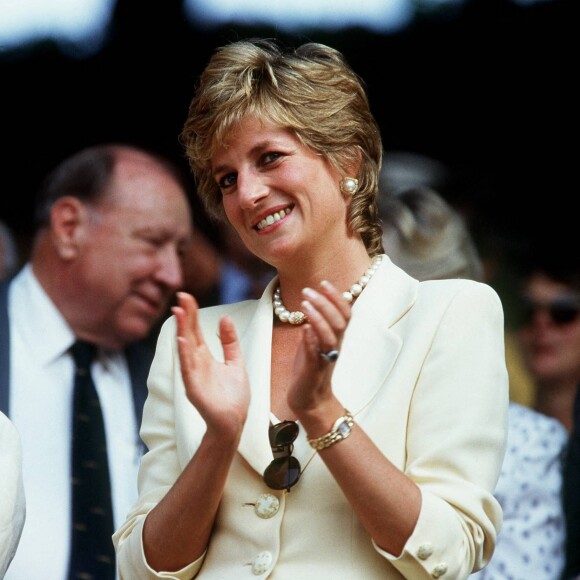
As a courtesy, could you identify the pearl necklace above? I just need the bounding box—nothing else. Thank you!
[273,255,384,325]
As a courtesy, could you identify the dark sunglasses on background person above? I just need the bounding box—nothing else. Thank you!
[521,295,580,326]
[263,420,301,491]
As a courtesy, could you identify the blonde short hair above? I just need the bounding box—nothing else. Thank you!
[180,38,384,256]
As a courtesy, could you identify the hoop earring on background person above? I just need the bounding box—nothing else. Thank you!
[340,177,358,195]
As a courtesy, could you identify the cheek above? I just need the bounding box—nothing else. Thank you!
[222,200,248,240]
[561,326,580,354]
[222,196,239,222]
[96,249,154,287]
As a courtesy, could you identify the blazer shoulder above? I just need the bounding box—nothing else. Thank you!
[417,278,503,308]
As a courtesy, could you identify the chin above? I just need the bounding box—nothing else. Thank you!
[532,363,561,382]
[116,320,155,346]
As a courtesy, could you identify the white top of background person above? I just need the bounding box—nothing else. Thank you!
[0,411,25,578]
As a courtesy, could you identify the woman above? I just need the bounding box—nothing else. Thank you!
[114,39,508,579]
[517,257,580,433]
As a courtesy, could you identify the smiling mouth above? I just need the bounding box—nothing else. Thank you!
[134,292,163,315]
[255,206,293,231]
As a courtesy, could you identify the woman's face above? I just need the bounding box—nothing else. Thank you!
[210,116,349,269]
[518,272,580,385]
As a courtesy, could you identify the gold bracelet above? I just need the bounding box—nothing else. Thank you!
[307,410,354,450]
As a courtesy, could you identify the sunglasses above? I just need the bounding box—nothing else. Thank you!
[263,420,301,491]
[521,296,580,326]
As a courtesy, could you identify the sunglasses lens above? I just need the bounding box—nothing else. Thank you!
[263,456,301,490]
[550,303,580,325]
[269,421,299,447]
[521,297,580,326]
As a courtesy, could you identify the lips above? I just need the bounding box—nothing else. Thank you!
[133,291,165,317]
[255,205,293,231]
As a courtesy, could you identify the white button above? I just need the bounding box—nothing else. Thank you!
[417,542,434,560]
[431,562,448,578]
[254,494,280,519]
[252,551,273,575]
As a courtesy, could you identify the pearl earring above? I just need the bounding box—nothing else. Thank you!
[340,177,358,195]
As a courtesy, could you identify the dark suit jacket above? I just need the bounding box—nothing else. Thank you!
[0,278,152,446]
[563,384,580,579]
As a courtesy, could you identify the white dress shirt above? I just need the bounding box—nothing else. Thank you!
[0,411,26,578]
[472,402,568,579]
[5,265,141,580]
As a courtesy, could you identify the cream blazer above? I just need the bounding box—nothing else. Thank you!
[114,256,509,579]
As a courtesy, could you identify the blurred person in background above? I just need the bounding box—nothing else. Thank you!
[0,220,20,280]
[516,253,580,434]
[0,143,192,579]
[380,185,567,580]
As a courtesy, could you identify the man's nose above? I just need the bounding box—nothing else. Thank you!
[155,245,184,291]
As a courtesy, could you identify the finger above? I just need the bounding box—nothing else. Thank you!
[302,323,323,365]
[300,299,342,352]
[219,315,243,366]
[301,288,348,344]
[176,292,204,347]
[319,280,352,319]
[176,335,196,375]
[174,292,192,335]
[302,286,350,330]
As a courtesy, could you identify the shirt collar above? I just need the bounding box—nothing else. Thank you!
[10,264,77,366]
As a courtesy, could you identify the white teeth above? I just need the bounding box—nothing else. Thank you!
[257,207,291,230]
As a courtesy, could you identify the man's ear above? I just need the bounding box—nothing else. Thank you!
[50,196,89,260]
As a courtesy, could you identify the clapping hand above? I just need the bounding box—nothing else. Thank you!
[172,292,251,434]
[286,280,351,414]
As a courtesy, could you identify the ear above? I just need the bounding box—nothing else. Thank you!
[49,196,90,260]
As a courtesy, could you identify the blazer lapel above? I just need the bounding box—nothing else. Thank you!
[236,278,279,476]
[332,256,418,415]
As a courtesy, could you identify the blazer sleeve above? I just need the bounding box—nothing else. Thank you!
[380,282,509,579]
[113,316,205,580]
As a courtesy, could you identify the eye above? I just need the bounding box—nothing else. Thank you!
[176,240,190,260]
[218,172,237,190]
[145,237,164,248]
[262,151,283,166]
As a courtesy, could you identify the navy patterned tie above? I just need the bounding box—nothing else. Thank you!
[68,340,115,580]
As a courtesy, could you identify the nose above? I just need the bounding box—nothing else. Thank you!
[154,244,184,291]
[237,169,269,209]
